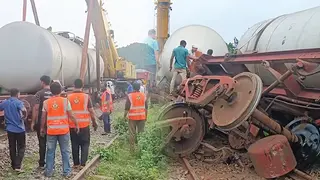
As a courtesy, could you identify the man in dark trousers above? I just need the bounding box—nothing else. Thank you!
[124,83,148,151]
[31,75,52,169]
[0,88,27,172]
[100,87,113,135]
[40,82,79,177]
[68,79,98,168]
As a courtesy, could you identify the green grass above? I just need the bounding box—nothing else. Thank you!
[90,106,169,180]
[2,153,39,180]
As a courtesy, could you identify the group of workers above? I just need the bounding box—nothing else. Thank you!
[0,75,116,177]
[0,74,148,177]
[0,29,155,178]
[0,28,208,177]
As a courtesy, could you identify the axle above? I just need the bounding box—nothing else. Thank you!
[162,72,320,170]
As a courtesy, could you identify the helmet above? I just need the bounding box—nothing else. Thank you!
[106,81,113,87]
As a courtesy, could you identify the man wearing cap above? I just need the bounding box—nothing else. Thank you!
[189,45,199,60]
[188,45,203,76]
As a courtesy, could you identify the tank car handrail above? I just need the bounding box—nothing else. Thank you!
[200,48,320,64]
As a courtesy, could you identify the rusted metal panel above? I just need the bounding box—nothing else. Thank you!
[201,49,320,101]
[248,135,297,178]
[201,48,320,64]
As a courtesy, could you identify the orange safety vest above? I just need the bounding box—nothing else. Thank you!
[128,92,146,120]
[101,89,113,112]
[45,96,70,135]
[68,92,91,128]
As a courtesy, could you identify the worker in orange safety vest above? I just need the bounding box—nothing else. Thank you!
[40,82,79,177]
[124,82,148,151]
[68,79,98,169]
[99,86,113,135]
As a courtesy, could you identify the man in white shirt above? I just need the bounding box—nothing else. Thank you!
[136,80,145,94]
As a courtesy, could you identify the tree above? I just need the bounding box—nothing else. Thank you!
[226,37,239,55]
[226,42,236,55]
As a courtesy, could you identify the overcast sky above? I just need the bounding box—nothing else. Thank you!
[0,0,319,47]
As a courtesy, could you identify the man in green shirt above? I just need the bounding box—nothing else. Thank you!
[169,40,190,94]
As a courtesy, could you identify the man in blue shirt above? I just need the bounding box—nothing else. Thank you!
[144,29,160,75]
[127,81,134,94]
[0,88,27,172]
[169,40,190,94]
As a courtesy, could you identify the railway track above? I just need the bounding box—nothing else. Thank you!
[72,134,119,180]
[175,140,317,180]
[181,157,200,180]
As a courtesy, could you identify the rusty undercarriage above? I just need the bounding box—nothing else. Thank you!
[157,48,320,178]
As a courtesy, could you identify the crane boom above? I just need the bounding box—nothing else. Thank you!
[83,0,118,78]
[155,0,171,52]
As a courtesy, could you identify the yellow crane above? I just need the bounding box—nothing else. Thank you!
[81,0,135,81]
[154,0,172,52]
[22,0,169,83]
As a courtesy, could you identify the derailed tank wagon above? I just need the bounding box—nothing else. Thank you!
[158,6,320,178]
[0,21,105,125]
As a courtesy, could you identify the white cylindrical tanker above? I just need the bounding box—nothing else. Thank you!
[238,6,320,89]
[158,25,228,88]
[0,21,104,93]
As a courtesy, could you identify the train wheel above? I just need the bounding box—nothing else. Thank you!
[285,117,320,169]
[157,102,205,157]
[212,72,263,131]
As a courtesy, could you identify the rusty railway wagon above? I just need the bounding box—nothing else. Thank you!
[157,6,320,179]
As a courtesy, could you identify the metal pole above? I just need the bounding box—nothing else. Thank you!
[262,70,292,96]
[87,56,91,85]
[80,0,94,83]
[251,109,299,143]
[30,0,40,26]
[96,39,101,92]
[22,0,27,21]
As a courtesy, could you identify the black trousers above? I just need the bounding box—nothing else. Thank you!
[7,131,26,170]
[36,126,46,167]
[70,126,90,166]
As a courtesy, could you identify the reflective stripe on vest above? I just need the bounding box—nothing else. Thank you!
[128,92,146,120]
[45,97,70,135]
[68,93,90,128]
[101,89,113,112]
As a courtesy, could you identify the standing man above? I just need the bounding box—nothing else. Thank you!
[100,86,113,135]
[188,45,202,75]
[40,82,79,177]
[68,79,98,168]
[144,29,160,74]
[0,88,27,172]
[169,40,190,94]
[31,75,52,169]
[136,80,145,94]
[189,45,199,59]
[127,80,134,94]
[124,83,148,151]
